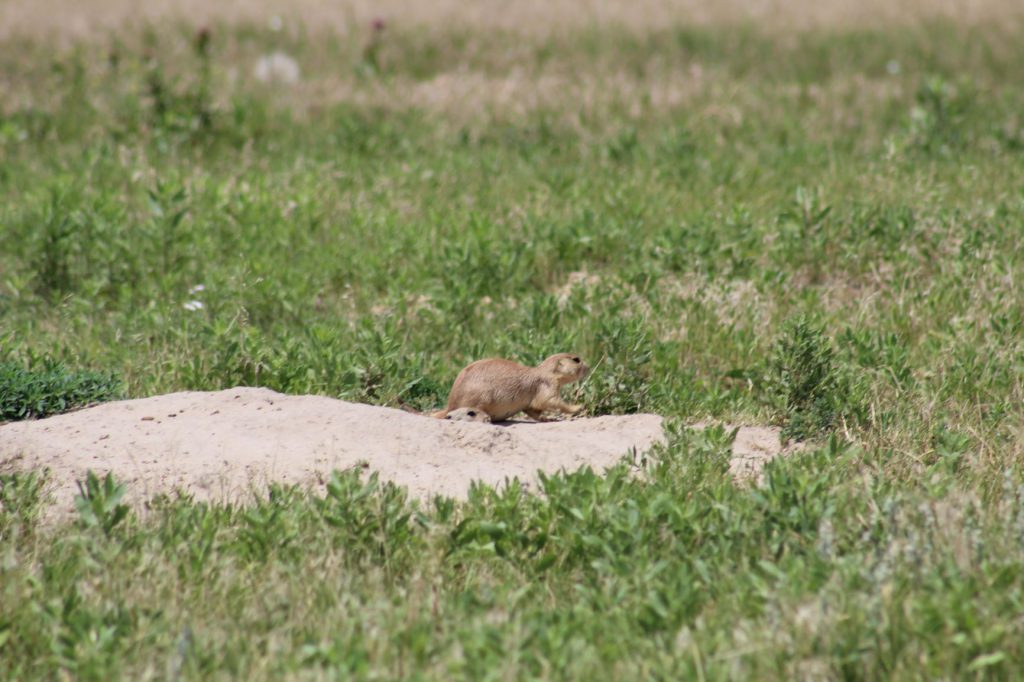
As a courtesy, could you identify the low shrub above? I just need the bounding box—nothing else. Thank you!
[0,359,122,421]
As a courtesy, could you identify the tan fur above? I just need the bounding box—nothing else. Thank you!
[434,353,590,422]
[443,407,492,423]
[399,401,491,423]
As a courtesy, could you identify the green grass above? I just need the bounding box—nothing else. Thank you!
[3,433,1024,679]
[3,12,1024,679]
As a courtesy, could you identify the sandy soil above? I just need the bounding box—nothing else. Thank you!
[0,387,784,515]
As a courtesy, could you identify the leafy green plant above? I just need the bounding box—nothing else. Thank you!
[30,186,78,299]
[0,471,46,539]
[151,495,226,579]
[774,186,833,281]
[908,75,972,154]
[764,316,861,441]
[138,27,219,142]
[74,471,130,536]
[582,315,654,414]
[34,584,132,679]
[316,469,418,572]
[145,179,191,279]
[930,425,972,474]
[234,484,304,563]
[0,360,122,421]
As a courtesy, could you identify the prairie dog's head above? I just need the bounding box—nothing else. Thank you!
[446,407,492,423]
[540,353,590,385]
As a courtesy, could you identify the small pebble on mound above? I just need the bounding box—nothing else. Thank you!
[0,388,785,515]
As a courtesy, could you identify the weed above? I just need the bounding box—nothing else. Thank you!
[74,471,130,537]
[145,179,191,278]
[764,316,864,441]
[583,315,655,414]
[140,28,219,141]
[0,359,122,421]
[30,186,77,299]
[317,469,419,573]
[775,186,832,280]
[0,471,46,539]
[908,75,972,154]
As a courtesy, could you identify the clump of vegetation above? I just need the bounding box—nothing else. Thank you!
[0,359,122,421]
[74,471,130,537]
[0,471,46,538]
[141,26,217,139]
[908,75,972,154]
[583,315,655,414]
[764,317,864,441]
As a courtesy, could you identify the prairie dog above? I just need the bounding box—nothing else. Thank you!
[444,407,492,423]
[434,353,589,422]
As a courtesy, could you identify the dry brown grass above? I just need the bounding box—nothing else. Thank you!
[3,0,1021,136]
[2,0,1022,43]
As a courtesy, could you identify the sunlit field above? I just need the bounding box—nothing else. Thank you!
[3,0,1024,678]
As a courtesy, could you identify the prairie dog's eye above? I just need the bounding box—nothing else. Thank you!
[572,357,581,363]
[467,410,476,417]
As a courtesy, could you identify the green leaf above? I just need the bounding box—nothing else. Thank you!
[968,652,1006,671]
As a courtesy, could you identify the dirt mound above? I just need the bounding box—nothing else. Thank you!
[0,388,784,514]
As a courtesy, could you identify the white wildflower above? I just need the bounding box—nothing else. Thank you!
[183,300,204,312]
